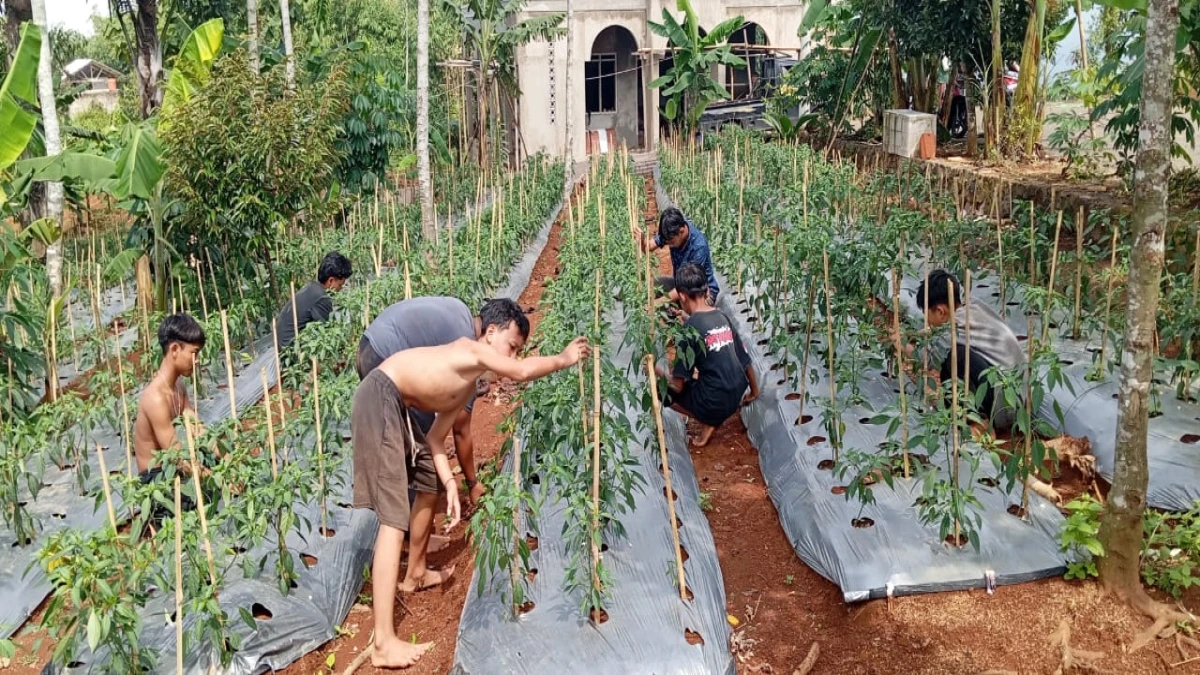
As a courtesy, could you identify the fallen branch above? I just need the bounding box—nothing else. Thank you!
[340,638,373,675]
[792,642,820,675]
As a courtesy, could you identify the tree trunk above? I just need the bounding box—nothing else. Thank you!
[1096,0,1183,623]
[1075,0,1089,71]
[280,0,294,87]
[246,0,259,74]
[417,0,434,240]
[4,0,31,66]
[990,0,1004,155]
[887,28,905,109]
[1012,0,1046,156]
[133,0,163,118]
[564,0,575,175]
[31,0,63,299]
[966,77,978,157]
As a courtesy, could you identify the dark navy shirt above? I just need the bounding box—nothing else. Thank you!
[654,221,720,298]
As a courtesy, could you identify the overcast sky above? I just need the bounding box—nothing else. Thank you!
[47,0,107,36]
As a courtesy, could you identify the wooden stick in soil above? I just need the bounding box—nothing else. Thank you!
[590,340,602,609]
[313,358,328,538]
[96,443,119,533]
[947,279,961,545]
[996,207,1006,319]
[220,311,238,421]
[890,266,910,478]
[196,260,210,322]
[796,280,817,424]
[1073,207,1085,340]
[1043,211,1064,344]
[115,336,134,477]
[1020,314,1035,517]
[174,476,184,675]
[647,355,687,600]
[964,269,973,415]
[510,436,523,617]
[181,416,218,587]
[261,368,279,480]
[823,251,838,460]
[271,321,286,430]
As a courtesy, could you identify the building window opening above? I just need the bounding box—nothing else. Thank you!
[585,54,617,113]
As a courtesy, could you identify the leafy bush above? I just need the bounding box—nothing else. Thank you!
[161,50,348,296]
[1060,496,1103,580]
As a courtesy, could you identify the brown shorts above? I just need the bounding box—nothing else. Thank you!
[351,370,443,531]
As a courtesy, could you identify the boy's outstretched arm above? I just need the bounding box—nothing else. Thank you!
[471,336,591,382]
[743,365,760,405]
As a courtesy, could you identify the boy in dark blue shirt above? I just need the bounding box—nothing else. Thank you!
[641,207,720,306]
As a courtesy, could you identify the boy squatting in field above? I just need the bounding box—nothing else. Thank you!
[636,207,720,306]
[657,263,759,447]
[133,314,208,511]
[351,317,591,669]
[355,296,527,594]
[272,251,353,348]
[876,269,1026,432]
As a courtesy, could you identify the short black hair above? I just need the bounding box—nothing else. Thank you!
[658,207,688,243]
[479,298,530,340]
[915,269,962,310]
[318,252,353,284]
[158,313,206,355]
[675,262,709,299]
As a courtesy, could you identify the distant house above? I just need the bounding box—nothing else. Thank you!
[62,59,122,118]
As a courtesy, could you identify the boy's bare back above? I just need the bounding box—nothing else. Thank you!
[133,375,189,473]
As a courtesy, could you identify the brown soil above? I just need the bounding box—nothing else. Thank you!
[282,182,576,675]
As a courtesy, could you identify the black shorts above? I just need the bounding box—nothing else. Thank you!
[356,336,386,381]
[139,468,197,525]
[663,382,739,429]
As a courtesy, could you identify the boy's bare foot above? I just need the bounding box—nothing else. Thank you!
[371,637,432,669]
[398,564,456,593]
[691,424,715,447]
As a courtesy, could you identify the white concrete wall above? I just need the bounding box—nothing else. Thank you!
[516,0,805,159]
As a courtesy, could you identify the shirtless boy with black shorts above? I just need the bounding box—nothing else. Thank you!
[352,320,590,669]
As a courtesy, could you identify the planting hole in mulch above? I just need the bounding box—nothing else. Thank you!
[11,537,32,547]
[336,501,352,509]
[525,533,539,551]
[746,317,760,324]
[775,378,787,386]
[66,662,84,669]
[318,526,336,538]
[807,436,827,446]
[944,533,968,547]
[817,459,835,471]
[1060,360,1075,366]
[740,308,752,315]
[978,477,998,488]
[785,392,802,401]
[301,553,318,568]
[684,585,695,601]
[530,473,542,485]
[589,607,610,624]
[797,414,814,425]
[1007,301,1020,307]
[601,542,610,553]
[859,417,876,425]
[232,545,249,554]
[1016,335,1029,342]
[1007,504,1028,518]
[518,601,536,615]
[684,629,704,646]
[770,362,786,372]
[251,603,273,620]
[831,485,847,495]
[787,323,803,334]
[1150,411,1164,419]
[51,512,66,520]
[851,517,875,529]
[664,486,678,501]
[1181,434,1200,444]
[527,567,538,582]
[757,339,770,346]
[680,544,690,563]
[1111,393,1119,399]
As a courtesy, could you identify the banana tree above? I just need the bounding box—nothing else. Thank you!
[0,21,41,209]
[648,0,747,136]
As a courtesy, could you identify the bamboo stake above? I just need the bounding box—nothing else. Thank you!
[115,336,133,477]
[290,280,301,354]
[891,266,910,478]
[797,281,817,424]
[1073,207,1085,339]
[220,311,238,420]
[47,295,58,402]
[1099,227,1120,369]
[1192,228,1199,309]
[510,436,523,616]
[996,208,1006,319]
[174,476,184,675]
[590,343,602,605]
[271,321,286,430]
[964,269,973,414]
[313,358,328,536]
[261,368,278,480]
[1028,202,1038,285]
[96,443,119,533]
[647,355,686,600]
[1043,211,1064,344]
[182,416,218,587]
[1020,314,1035,517]
[822,251,838,460]
[196,260,210,322]
[947,279,961,544]
[67,301,81,375]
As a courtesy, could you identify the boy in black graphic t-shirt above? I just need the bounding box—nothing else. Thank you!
[657,263,759,446]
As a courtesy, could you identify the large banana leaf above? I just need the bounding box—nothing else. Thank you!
[0,23,43,178]
[13,152,117,186]
[160,18,225,121]
[112,123,166,200]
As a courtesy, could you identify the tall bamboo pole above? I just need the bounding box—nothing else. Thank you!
[511,436,523,616]
[947,279,961,544]
[823,251,838,460]
[647,356,686,599]
[174,476,184,675]
[891,266,910,478]
[220,311,238,420]
[313,358,328,537]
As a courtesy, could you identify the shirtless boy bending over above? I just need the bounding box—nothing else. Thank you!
[352,325,590,669]
[134,313,206,481]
